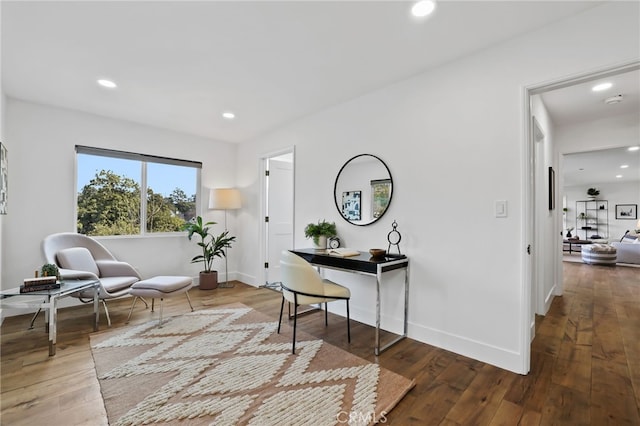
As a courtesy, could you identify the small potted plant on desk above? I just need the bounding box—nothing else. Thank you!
[304,219,337,250]
[183,216,236,290]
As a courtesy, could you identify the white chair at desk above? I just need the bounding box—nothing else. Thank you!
[278,250,351,354]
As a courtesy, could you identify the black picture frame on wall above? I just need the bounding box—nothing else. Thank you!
[615,204,637,220]
[548,166,555,210]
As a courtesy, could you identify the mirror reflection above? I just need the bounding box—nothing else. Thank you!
[334,154,393,226]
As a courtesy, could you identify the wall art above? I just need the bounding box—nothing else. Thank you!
[615,204,637,220]
[342,191,361,221]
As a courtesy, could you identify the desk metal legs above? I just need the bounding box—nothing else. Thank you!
[374,264,410,356]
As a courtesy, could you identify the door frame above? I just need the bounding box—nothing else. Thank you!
[521,59,639,374]
[260,146,296,287]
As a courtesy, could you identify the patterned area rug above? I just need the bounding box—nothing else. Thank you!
[90,304,415,425]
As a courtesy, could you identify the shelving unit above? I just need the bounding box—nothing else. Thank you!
[576,200,608,240]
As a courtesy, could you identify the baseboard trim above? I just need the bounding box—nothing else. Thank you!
[409,322,525,374]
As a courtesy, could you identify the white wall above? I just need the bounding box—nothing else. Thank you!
[565,182,639,240]
[236,1,639,374]
[1,99,238,317]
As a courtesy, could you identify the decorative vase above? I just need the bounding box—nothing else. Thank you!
[313,235,327,250]
[566,230,572,238]
[198,271,218,290]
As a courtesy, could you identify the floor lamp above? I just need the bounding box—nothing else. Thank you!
[209,188,241,288]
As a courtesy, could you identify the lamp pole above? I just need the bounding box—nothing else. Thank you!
[219,208,232,288]
[209,188,241,289]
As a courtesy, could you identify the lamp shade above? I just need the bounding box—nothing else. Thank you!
[209,188,241,210]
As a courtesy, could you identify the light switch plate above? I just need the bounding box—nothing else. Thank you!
[496,200,507,218]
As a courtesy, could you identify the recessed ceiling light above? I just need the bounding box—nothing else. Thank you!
[97,79,117,89]
[411,0,436,17]
[222,112,235,120]
[620,164,629,169]
[592,82,612,92]
[629,146,640,152]
[616,175,623,178]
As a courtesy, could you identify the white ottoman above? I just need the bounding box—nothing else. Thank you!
[581,244,617,266]
[126,276,194,326]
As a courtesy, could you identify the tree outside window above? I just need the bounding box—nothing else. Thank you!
[76,148,199,236]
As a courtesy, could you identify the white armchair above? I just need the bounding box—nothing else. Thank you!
[42,232,142,326]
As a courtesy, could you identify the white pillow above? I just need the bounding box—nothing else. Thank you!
[56,247,100,276]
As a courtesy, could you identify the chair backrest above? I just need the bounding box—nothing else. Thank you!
[280,250,325,297]
[42,232,117,269]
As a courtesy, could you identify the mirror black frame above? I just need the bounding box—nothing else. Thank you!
[333,153,393,226]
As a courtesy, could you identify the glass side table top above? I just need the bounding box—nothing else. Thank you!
[1,279,100,298]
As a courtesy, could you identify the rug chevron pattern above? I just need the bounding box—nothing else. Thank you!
[90,304,414,425]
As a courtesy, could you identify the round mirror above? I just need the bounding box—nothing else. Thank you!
[333,154,393,226]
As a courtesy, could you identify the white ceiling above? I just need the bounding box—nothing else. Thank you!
[2,0,606,143]
[563,146,640,187]
[540,68,640,187]
[540,69,640,126]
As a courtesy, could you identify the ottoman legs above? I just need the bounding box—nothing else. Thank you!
[125,276,193,326]
[154,292,194,327]
[125,296,141,324]
[125,291,194,326]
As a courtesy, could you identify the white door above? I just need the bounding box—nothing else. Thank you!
[265,154,294,286]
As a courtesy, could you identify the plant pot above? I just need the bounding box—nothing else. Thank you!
[313,235,327,250]
[198,271,218,290]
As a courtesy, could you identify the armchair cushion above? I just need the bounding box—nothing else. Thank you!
[99,276,140,293]
[95,260,141,278]
[57,247,100,277]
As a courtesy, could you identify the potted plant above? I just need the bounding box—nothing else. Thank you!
[566,227,574,238]
[304,219,337,249]
[183,216,236,290]
[587,187,600,199]
[40,263,60,280]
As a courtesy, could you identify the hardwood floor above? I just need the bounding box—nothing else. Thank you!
[1,262,639,425]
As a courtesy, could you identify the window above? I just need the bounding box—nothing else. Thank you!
[76,146,200,236]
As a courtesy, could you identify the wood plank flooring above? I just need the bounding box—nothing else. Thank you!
[1,262,638,425]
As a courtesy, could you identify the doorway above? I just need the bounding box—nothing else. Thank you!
[262,149,295,288]
[524,60,639,374]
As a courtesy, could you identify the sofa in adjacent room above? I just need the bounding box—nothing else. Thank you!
[610,232,640,265]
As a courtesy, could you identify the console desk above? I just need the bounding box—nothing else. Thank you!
[290,248,409,355]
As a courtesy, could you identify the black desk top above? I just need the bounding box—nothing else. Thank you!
[290,248,407,274]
